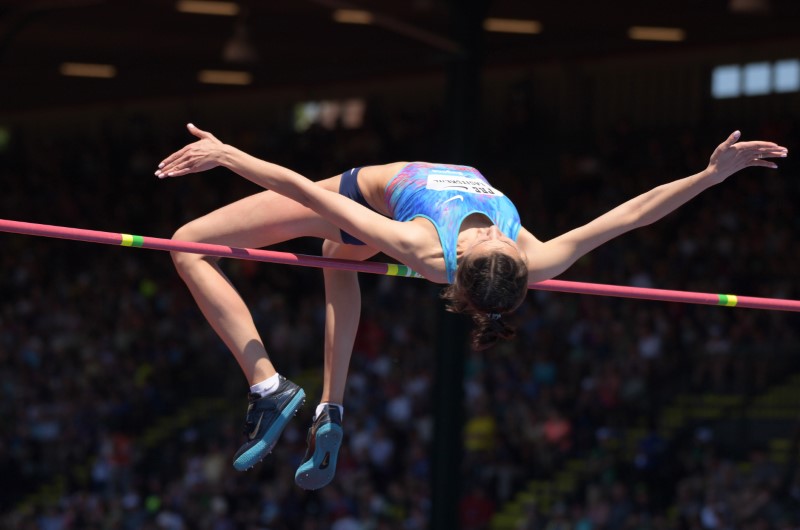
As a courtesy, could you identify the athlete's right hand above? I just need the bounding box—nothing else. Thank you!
[155,123,225,178]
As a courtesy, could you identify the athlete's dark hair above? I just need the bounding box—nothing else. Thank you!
[441,251,528,350]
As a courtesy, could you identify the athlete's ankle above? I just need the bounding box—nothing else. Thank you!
[250,373,281,397]
[316,402,344,420]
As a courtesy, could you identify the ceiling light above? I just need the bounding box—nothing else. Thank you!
[729,0,770,13]
[333,9,374,25]
[176,1,239,16]
[59,62,116,78]
[484,18,542,35]
[628,26,686,42]
[198,69,252,85]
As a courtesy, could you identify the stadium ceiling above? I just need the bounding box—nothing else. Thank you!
[0,0,799,112]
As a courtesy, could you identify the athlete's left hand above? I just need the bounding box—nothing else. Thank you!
[155,123,225,178]
[705,130,788,184]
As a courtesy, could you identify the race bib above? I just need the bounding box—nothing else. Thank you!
[425,169,503,196]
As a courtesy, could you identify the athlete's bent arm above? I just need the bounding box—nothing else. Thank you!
[157,124,427,267]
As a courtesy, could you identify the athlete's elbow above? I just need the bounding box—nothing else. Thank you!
[395,234,417,256]
[635,210,661,229]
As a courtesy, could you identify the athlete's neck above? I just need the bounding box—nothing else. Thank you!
[456,214,494,259]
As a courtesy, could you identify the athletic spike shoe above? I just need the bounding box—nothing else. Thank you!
[294,404,343,490]
[232,375,305,471]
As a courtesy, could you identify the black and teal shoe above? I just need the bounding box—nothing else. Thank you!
[232,375,305,471]
[294,404,343,490]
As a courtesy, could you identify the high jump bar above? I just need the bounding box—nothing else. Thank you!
[2,218,800,312]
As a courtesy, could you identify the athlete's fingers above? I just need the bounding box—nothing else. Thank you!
[722,130,741,147]
[156,154,195,177]
[157,146,190,171]
[748,159,779,169]
[755,146,788,158]
[187,123,218,142]
[731,142,787,162]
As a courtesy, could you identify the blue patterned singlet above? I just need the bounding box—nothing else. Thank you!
[384,162,521,283]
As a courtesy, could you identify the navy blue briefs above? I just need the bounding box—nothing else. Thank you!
[338,167,372,245]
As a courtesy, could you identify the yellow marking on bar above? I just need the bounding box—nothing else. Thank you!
[121,234,134,246]
[386,264,399,276]
[724,294,738,307]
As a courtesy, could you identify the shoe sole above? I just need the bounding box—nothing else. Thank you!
[233,389,306,471]
[294,422,343,490]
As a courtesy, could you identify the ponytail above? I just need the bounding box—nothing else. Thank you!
[471,312,516,351]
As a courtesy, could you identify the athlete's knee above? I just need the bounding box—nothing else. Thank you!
[171,222,218,271]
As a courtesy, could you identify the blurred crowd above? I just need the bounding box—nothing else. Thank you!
[2,91,800,530]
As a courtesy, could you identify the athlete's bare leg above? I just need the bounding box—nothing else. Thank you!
[171,176,343,385]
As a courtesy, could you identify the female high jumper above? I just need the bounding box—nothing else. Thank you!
[156,124,786,489]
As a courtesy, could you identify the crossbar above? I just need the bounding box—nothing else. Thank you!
[2,218,799,312]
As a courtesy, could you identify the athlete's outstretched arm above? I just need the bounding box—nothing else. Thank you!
[156,124,426,266]
[523,131,788,283]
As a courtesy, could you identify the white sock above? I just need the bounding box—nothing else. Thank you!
[250,373,281,397]
[316,402,344,420]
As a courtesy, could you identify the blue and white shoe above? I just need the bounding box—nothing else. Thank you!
[294,404,343,490]
[232,375,305,471]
